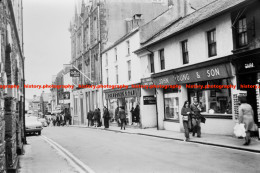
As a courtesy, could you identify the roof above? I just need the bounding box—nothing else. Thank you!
[135,0,250,53]
[102,28,139,54]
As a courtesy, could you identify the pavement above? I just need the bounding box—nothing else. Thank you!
[71,124,260,153]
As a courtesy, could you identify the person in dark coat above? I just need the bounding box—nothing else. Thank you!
[190,97,203,137]
[115,107,120,127]
[134,105,140,125]
[119,106,126,130]
[103,107,110,128]
[97,108,102,127]
[130,107,135,125]
[181,101,192,141]
[87,111,93,127]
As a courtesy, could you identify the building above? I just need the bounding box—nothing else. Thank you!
[230,0,260,137]
[0,0,25,171]
[69,0,169,125]
[134,0,258,136]
[102,27,143,127]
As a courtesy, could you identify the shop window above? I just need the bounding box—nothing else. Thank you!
[164,92,179,120]
[207,29,217,57]
[181,40,189,64]
[237,17,248,47]
[149,53,155,73]
[188,79,232,116]
[159,49,165,70]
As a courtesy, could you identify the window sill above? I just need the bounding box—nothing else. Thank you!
[232,45,249,53]
[164,119,179,123]
[201,113,232,119]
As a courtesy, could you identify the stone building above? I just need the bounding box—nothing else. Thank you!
[0,0,25,172]
[69,0,169,125]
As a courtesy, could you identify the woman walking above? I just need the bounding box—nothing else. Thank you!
[238,96,255,145]
[119,106,126,130]
[181,101,192,141]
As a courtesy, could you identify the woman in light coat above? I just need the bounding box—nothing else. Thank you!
[238,96,255,145]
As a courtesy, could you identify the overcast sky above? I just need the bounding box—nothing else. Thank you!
[23,0,75,99]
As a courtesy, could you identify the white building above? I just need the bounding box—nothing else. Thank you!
[134,0,247,135]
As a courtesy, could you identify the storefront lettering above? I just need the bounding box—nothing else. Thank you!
[106,89,140,99]
[174,73,190,82]
[206,68,220,78]
[245,63,254,69]
[158,78,169,85]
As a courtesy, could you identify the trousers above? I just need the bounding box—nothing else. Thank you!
[192,118,201,136]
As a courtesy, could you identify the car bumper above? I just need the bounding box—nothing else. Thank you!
[26,128,42,133]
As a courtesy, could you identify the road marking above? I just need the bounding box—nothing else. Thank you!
[41,135,95,173]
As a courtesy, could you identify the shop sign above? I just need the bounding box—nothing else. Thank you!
[174,63,232,84]
[236,57,260,74]
[143,96,156,105]
[70,69,80,77]
[153,63,232,85]
[141,77,153,86]
[153,75,176,85]
[105,88,140,99]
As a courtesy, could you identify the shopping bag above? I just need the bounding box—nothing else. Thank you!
[233,123,246,137]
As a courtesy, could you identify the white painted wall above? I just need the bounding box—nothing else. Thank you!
[102,31,142,87]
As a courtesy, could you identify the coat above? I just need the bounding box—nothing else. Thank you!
[119,109,126,119]
[181,107,192,121]
[238,103,255,131]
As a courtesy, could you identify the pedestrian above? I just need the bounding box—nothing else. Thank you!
[93,109,99,127]
[190,97,203,137]
[97,108,102,127]
[181,101,192,141]
[115,106,120,127]
[131,107,135,125]
[119,106,126,130]
[103,106,110,128]
[238,96,255,145]
[87,111,92,127]
[134,105,140,126]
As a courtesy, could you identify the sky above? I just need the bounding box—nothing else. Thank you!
[23,0,75,99]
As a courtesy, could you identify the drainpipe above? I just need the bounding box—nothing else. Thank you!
[155,88,159,130]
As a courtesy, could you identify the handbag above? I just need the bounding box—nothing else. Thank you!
[201,116,206,123]
[234,123,246,137]
[182,115,188,121]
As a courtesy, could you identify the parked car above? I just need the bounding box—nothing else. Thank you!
[38,118,48,127]
[25,116,43,135]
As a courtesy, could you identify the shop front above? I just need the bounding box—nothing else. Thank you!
[152,61,237,135]
[233,51,260,138]
[104,87,141,127]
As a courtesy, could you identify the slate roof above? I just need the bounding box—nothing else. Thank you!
[136,0,250,53]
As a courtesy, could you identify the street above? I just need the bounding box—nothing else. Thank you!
[19,127,260,173]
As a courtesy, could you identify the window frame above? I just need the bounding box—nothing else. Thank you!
[159,49,165,70]
[114,48,117,61]
[207,29,217,57]
[181,40,189,64]
[237,17,248,48]
[115,65,118,84]
[127,60,131,81]
[126,40,130,56]
[149,53,155,73]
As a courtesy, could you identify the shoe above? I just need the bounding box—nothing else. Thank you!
[248,139,251,145]
[243,142,249,146]
[192,133,195,137]
[185,138,190,142]
[197,136,201,138]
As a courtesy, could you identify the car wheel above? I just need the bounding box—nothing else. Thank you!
[38,131,41,135]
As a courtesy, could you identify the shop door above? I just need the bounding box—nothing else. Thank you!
[239,74,258,123]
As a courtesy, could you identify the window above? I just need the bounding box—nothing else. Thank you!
[164,92,179,120]
[106,69,109,85]
[127,60,131,81]
[105,53,108,66]
[126,41,130,55]
[181,40,189,64]
[188,79,232,116]
[207,29,217,57]
[159,49,165,70]
[237,17,248,47]
[114,48,117,61]
[115,65,118,84]
[149,53,154,73]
